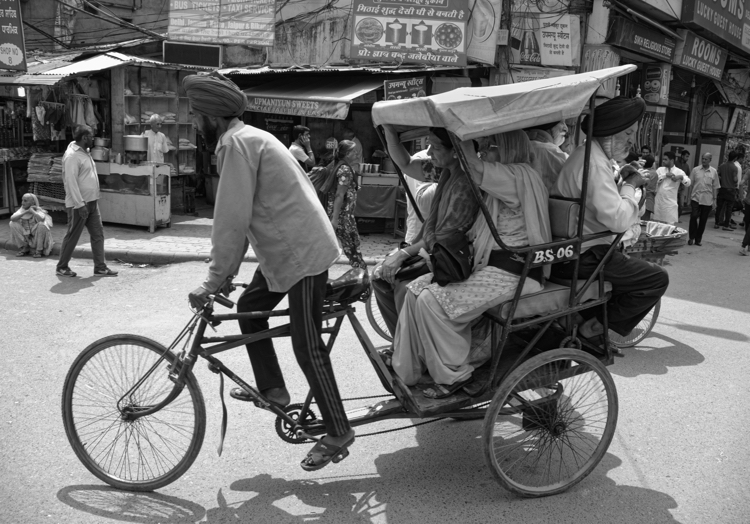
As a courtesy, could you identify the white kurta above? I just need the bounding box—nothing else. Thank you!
[142,130,170,163]
[653,166,690,224]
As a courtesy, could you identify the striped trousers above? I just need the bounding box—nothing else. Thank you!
[237,269,350,437]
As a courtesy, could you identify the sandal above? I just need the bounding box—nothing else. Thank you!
[16,249,30,257]
[423,376,473,399]
[300,432,355,472]
[32,251,42,258]
[377,348,394,368]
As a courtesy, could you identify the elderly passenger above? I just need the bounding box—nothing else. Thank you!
[373,126,481,336]
[552,97,669,342]
[526,120,569,191]
[390,131,550,398]
[10,193,54,257]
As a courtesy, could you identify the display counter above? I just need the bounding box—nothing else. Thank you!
[354,184,399,218]
[95,161,171,233]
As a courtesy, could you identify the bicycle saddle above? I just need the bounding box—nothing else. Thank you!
[325,268,370,304]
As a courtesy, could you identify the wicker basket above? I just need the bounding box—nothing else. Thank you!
[624,221,688,264]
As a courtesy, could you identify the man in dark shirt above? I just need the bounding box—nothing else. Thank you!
[674,150,691,222]
[715,151,739,230]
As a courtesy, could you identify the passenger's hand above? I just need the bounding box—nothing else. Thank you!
[77,206,89,220]
[188,286,211,310]
[331,217,339,230]
[377,251,407,284]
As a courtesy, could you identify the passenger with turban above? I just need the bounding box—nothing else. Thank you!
[551,96,668,349]
[185,73,355,471]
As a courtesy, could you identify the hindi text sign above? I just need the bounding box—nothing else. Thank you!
[350,0,469,66]
[384,77,426,99]
[0,0,26,71]
[168,0,275,47]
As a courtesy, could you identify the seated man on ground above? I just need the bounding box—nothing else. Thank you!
[552,97,669,342]
[390,130,552,399]
[10,193,54,258]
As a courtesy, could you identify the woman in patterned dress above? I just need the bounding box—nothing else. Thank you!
[326,140,367,271]
[391,130,552,398]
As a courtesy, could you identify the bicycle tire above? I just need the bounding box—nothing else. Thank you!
[483,348,618,497]
[609,299,661,348]
[366,288,393,342]
[62,334,206,492]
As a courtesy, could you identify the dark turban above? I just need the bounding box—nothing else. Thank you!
[581,96,646,137]
[182,72,247,118]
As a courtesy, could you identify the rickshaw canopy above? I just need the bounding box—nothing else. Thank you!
[371,65,637,141]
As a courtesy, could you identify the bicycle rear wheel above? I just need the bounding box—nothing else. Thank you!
[609,299,661,348]
[366,288,393,342]
[483,348,618,497]
[62,334,206,491]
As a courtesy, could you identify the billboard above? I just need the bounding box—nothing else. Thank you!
[168,0,276,47]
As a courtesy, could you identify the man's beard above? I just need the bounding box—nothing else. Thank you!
[198,118,219,150]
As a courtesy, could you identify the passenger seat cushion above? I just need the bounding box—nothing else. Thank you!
[490,280,613,320]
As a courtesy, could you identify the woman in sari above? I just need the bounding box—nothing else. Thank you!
[9,193,54,258]
[391,130,552,398]
[323,140,367,271]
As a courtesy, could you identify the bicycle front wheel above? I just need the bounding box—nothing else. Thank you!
[62,335,206,491]
[609,299,661,348]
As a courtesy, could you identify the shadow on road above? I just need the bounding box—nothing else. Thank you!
[660,321,749,342]
[56,485,206,523]
[611,332,704,378]
[50,276,97,294]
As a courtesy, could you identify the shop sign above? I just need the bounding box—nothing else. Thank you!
[682,0,750,53]
[673,30,727,81]
[350,0,469,66]
[507,66,573,83]
[168,0,276,47]
[509,1,580,67]
[384,77,426,100]
[538,13,575,66]
[606,17,675,62]
[642,63,671,106]
[0,0,26,71]
[246,97,350,120]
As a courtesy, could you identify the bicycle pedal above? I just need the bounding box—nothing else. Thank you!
[332,448,349,463]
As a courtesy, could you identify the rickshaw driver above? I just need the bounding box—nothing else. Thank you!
[552,96,669,342]
[183,72,355,472]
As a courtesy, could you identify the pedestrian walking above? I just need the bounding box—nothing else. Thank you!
[653,151,690,225]
[56,125,118,277]
[183,72,354,471]
[715,151,739,231]
[687,152,719,246]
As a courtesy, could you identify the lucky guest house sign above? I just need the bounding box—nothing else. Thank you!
[673,29,727,80]
[682,0,750,53]
[0,0,26,71]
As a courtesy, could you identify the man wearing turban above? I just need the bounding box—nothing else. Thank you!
[185,72,354,471]
[551,96,669,346]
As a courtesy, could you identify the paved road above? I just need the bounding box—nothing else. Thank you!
[1,226,749,523]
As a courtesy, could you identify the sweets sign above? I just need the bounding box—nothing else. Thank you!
[384,77,426,99]
[168,0,276,47]
[351,0,469,66]
[0,0,26,71]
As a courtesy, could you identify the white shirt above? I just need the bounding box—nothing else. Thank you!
[62,143,100,209]
[552,140,639,251]
[653,166,690,224]
[735,160,743,189]
[142,130,170,163]
[289,143,310,164]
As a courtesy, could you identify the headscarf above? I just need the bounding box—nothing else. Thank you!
[182,72,247,118]
[318,140,357,195]
[581,96,646,137]
[12,193,49,225]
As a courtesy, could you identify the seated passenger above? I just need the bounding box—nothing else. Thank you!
[10,193,54,258]
[552,97,669,341]
[391,130,551,398]
[373,126,480,336]
[526,120,569,191]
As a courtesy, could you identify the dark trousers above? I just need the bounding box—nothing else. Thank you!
[743,203,750,248]
[56,201,107,272]
[688,200,712,243]
[552,245,669,336]
[715,188,735,227]
[371,277,412,336]
[236,269,350,437]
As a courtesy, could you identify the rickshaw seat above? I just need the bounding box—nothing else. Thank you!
[325,267,370,304]
[549,198,580,239]
[488,280,612,321]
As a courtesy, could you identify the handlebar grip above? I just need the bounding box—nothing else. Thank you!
[213,294,235,308]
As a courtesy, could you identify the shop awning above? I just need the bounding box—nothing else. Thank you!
[243,78,384,120]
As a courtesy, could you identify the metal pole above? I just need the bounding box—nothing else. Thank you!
[374,125,423,223]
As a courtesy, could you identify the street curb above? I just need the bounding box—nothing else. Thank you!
[1,239,384,266]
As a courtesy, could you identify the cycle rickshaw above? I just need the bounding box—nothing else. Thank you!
[63,64,646,497]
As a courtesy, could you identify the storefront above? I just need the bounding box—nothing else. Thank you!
[224,66,482,233]
[0,52,201,228]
